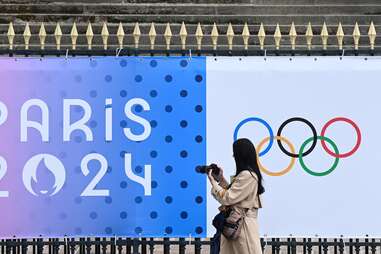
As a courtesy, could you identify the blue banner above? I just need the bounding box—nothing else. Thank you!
[0,56,206,238]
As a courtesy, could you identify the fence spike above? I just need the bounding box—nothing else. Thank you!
[195,22,203,50]
[38,22,47,50]
[86,22,94,50]
[274,23,281,50]
[117,22,125,49]
[179,21,187,50]
[101,22,109,50]
[353,22,361,50]
[133,22,141,49]
[23,22,31,50]
[54,22,62,50]
[164,23,172,50]
[258,23,266,50]
[336,22,344,50]
[368,21,376,50]
[305,22,313,50]
[149,22,157,50]
[242,22,250,50]
[211,23,219,50]
[7,22,15,50]
[227,22,234,50]
[71,22,78,50]
[320,22,329,50]
[289,22,297,50]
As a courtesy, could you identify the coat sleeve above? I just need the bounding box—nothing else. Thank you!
[211,171,256,206]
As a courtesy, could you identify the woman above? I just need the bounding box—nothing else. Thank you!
[208,138,264,254]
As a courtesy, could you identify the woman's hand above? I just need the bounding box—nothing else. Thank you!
[207,169,215,184]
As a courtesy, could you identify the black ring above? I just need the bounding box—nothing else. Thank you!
[276,117,318,158]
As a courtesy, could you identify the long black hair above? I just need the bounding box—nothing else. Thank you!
[233,138,265,195]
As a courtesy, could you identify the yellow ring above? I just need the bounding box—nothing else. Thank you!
[256,136,296,176]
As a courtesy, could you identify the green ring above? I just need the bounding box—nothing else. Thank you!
[298,136,340,177]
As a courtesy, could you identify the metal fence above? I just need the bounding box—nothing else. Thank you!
[1,237,381,254]
[3,21,381,54]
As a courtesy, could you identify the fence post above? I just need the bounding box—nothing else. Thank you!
[370,238,376,254]
[349,238,353,254]
[274,238,281,254]
[37,238,43,254]
[100,238,107,254]
[179,237,186,254]
[85,238,92,254]
[339,237,344,254]
[110,237,116,254]
[53,238,59,254]
[334,238,338,254]
[287,237,291,254]
[132,238,139,254]
[194,238,202,254]
[117,238,123,254]
[354,239,360,254]
[163,237,170,254]
[307,238,312,254]
[148,238,155,254]
[291,237,297,254]
[323,238,328,254]
[94,237,100,254]
[20,239,27,254]
[126,238,132,254]
[140,238,146,254]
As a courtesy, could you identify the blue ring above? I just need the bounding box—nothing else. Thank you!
[233,117,274,157]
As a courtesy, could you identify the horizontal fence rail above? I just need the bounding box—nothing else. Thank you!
[2,21,381,56]
[1,237,381,254]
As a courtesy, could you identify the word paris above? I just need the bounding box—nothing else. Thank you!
[0,98,151,142]
[0,97,152,198]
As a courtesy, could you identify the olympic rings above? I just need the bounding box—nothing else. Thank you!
[299,136,339,176]
[233,116,361,177]
[320,117,361,158]
[256,136,296,176]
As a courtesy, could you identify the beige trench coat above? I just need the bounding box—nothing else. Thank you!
[211,170,263,254]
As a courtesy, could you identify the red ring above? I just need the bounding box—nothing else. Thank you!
[320,117,361,158]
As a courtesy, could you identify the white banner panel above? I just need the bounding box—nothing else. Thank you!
[206,56,381,237]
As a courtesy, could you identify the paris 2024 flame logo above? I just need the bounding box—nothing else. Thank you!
[22,154,66,196]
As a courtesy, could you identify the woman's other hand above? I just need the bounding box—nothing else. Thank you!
[208,169,217,186]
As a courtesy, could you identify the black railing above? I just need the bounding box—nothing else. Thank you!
[1,237,380,254]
